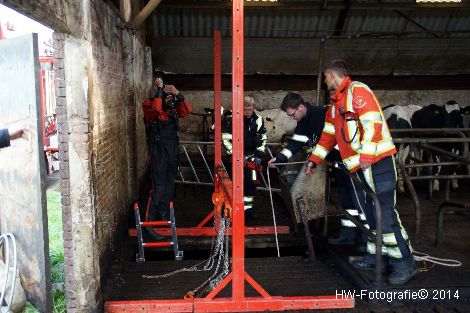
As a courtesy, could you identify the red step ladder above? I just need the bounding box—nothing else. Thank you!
[134,201,183,262]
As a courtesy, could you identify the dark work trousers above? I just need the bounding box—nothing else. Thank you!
[149,135,179,221]
[223,158,257,212]
[352,156,412,269]
[327,150,367,230]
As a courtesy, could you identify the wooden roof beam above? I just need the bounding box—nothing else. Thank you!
[133,0,163,29]
[158,0,470,10]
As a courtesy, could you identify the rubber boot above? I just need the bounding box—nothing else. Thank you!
[357,231,368,253]
[388,258,418,286]
[351,254,391,273]
[328,226,358,245]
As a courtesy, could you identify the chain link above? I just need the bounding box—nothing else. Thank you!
[141,214,231,289]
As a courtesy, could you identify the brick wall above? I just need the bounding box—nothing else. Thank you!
[52,1,151,312]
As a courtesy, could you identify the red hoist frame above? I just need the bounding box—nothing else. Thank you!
[106,2,355,311]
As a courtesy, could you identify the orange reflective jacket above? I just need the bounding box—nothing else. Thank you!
[309,76,396,172]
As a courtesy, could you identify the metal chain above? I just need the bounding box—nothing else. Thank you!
[203,218,231,295]
[142,214,227,279]
[196,218,231,296]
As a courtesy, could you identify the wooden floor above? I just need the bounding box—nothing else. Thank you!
[105,180,470,312]
[103,256,352,301]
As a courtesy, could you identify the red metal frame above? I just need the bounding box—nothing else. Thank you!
[106,24,355,311]
[130,29,288,238]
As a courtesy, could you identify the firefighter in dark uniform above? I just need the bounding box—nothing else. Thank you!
[268,92,367,249]
[142,76,192,241]
[222,96,267,218]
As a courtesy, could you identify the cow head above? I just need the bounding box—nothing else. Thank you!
[445,100,463,128]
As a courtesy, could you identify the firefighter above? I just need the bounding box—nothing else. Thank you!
[267,92,367,250]
[0,126,30,149]
[142,75,192,241]
[222,96,267,218]
[306,59,416,286]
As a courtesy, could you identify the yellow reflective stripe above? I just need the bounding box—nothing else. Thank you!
[383,233,398,245]
[343,154,360,171]
[313,144,329,159]
[361,142,377,155]
[359,213,366,221]
[346,119,361,151]
[375,139,396,154]
[387,246,403,258]
[256,116,263,129]
[362,167,375,192]
[244,196,254,202]
[341,220,357,227]
[346,209,359,216]
[367,242,388,255]
[324,122,335,135]
[222,133,232,140]
[223,142,233,154]
[292,134,309,142]
[280,148,293,159]
[359,111,382,123]
[244,205,253,210]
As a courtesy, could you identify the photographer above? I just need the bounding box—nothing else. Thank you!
[142,75,192,241]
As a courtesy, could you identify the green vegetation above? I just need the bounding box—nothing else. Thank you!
[22,183,65,313]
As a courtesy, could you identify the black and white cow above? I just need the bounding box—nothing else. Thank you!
[382,104,412,192]
[411,101,464,191]
[461,105,470,129]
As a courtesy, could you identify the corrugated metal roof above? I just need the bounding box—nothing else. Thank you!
[152,0,470,38]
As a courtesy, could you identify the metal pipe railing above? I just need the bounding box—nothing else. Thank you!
[332,162,383,288]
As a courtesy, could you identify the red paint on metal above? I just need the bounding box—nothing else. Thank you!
[196,211,214,228]
[204,272,233,300]
[231,0,245,301]
[243,272,271,299]
[105,297,354,312]
[143,242,173,248]
[140,221,171,227]
[213,31,222,170]
[128,225,290,237]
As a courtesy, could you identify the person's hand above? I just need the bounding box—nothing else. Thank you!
[154,77,163,88]
[360,161,372,170]
[163,84,179,95]
[305,161,317,176]
[8,125,31,141]
[268,157,277,168]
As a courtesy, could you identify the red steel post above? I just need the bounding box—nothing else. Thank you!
[213,31,222,171]
[231,0,245,301]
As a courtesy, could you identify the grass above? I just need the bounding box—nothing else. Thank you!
[22,182,66,313]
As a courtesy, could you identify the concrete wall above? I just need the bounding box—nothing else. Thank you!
[2,1,151,312]
[180,89,470,142]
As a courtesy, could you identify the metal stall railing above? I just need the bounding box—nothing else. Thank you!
[177,141,281,193]
[391,128,470,234]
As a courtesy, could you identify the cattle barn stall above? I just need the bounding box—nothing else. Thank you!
[1,0,470,312]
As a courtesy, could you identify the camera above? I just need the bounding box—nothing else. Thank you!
[165,94,176,110]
